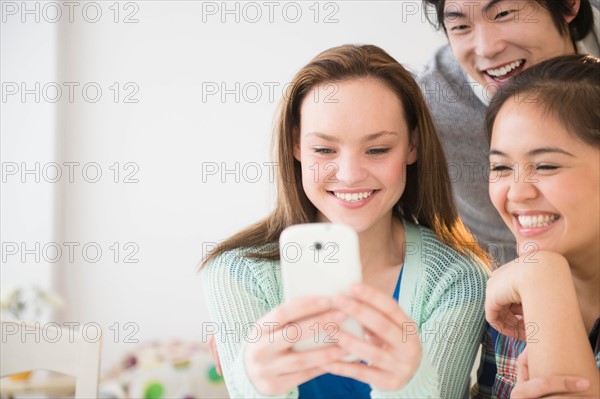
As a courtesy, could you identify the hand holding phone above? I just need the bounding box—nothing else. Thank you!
[279,223,364,358]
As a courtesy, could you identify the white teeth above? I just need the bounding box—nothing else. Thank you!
[517,214,559,228]
[487,60,524,77]
[334,191,374,202]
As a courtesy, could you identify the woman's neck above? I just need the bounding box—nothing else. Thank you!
[357,217,405,272]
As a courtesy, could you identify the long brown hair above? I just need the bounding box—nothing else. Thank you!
[202,44,489,266]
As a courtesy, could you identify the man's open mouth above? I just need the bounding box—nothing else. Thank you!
[484,59,526,83]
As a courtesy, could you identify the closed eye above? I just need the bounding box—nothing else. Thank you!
[490,164,512,172]
[536,164,559,171]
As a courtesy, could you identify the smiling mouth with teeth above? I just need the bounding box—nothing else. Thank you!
[517,214,559,228]
[331,190,376,202]
[485,59,525,82]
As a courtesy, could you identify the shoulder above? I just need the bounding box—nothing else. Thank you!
[420,225,488,272]
[409,223,490,292]
[418,44,467,87]
[416,44,486,120]
[402,223,489,334]
[202,246,283,304]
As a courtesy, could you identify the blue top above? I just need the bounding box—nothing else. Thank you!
[298,266,404,399]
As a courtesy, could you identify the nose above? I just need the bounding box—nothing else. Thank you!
[506,165,539,202]
[334,153,368,186]
[474,23,506,59]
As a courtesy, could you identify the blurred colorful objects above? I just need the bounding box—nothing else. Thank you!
[101,340,228,399]
[0,285,63,321]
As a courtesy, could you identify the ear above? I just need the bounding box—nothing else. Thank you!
[406,130,419,165]
[293,141,301,161]
[564,0,580,23]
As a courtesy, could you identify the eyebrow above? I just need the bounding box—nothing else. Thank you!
[443,0,504,20]
[306,131,398,143]
[489,147,576,157]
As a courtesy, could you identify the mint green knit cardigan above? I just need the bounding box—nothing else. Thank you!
[202,222,490,398]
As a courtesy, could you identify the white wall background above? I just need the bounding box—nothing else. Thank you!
[1,1,446,371]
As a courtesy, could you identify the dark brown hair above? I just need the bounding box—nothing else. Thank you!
[486,54,600,146]
[202,44,489,266]
[422,0,594,41]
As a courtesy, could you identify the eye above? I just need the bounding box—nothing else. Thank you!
[489,163,513,181]
[313,147,335,155]
[367,148,390,155]
[449,24,470,33]
[494,10,514,20]
[535,164,559,171]
[489,164,511,172]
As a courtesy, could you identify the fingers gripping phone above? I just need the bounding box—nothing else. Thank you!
[279,223,364,359]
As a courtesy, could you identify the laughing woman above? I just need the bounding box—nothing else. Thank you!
[483,54,600,398]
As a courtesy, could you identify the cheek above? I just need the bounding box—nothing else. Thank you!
[544,179,596,219]
[514,20,565,58]
[382,158,409,188]
[488,180,509,215]
[300,160,317,188]
[449,39,469,62]
[300,157,334,187]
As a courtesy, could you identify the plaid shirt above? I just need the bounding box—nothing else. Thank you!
[472,319,600,399]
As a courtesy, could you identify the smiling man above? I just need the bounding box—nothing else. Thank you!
[419,0,599,267]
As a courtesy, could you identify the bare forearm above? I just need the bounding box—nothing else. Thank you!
[519,260,599,396]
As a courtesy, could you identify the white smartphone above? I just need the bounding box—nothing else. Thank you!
[279,223,364,359]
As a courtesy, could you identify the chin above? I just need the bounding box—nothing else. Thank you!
[336,220,370,234]
[517,238,556,256]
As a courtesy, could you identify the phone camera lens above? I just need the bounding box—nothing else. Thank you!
[314,242,323,251]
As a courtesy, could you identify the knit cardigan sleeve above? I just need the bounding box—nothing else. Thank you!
[202,249,298,399]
